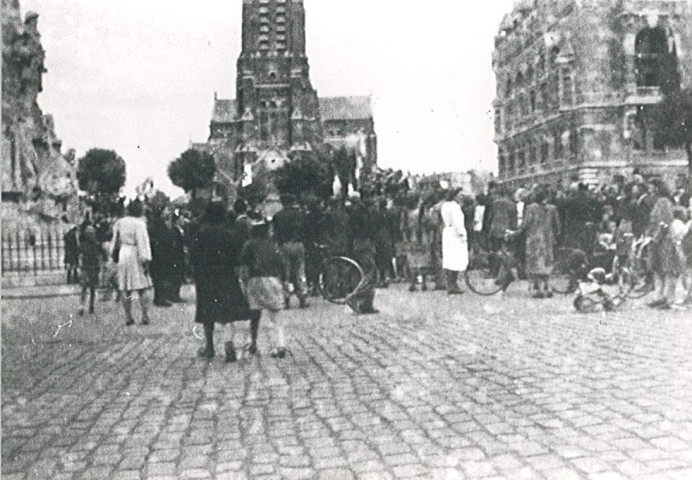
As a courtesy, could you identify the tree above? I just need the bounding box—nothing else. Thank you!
[273,153,332,200]
[651,88,692,191]
[77,148,126,195]
[168,148,216,196]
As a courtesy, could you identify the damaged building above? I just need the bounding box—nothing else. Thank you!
[493,0,692,187]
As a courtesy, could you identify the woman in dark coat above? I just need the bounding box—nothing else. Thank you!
[191,202,259,361]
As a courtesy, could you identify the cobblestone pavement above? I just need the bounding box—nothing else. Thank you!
[2,283,692,480]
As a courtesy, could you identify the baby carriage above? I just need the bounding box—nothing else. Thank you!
[573,267,626,313]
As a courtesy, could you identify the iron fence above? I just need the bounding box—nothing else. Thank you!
[2,226,67,275]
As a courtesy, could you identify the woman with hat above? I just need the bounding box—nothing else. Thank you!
[191,202,260,361]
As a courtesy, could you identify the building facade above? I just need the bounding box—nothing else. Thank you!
[493,0,692,187]
[197,0,377,186]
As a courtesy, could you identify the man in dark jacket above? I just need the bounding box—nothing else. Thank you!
[345,193,378,314]
[487,186,518,252]
[272,194,309,308]
[168,213,186,303]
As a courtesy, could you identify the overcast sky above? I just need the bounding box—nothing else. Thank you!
[22,0,515,198]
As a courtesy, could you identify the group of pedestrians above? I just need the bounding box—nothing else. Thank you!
[67,171,692,362]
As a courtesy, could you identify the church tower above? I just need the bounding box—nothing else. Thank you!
[199,0,377,187]
[235,0,321,153]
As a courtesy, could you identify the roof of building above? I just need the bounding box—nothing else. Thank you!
[212,99,237,123]
[319,96,373,121]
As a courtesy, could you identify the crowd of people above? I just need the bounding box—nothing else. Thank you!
[64,169,692,362]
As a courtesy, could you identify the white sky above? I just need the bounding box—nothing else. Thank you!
[22,0,515,198]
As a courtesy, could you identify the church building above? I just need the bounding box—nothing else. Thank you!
[493,0,692,187]
[196,0,377,186]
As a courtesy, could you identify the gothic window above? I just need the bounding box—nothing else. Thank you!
[653,132,666,152]
[508,152,515,174]
[540,141,549,164]
[559,67,573,106]
[635,27,679,91]
[553,131,563,158]
[569,129,578,156]
[526,66,534,85]
[506,78,513,98]
[494,108,502,135]
[519,93,529,117]
[527,144,535,166]
[529,90,536,113]
[536,53,545,78]
[539,82,549,110]
[631,110,645,151]
[506,102,514,131]
[516,72,524,91]
[517,150,526,171]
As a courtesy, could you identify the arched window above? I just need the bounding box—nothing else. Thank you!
[635,27,679,91]
[506,78,513,97]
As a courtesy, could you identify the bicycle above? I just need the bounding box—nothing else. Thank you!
[465,233,588,296]
[611,235,653,299]
[464,234,520,296]
[315,244,364,304]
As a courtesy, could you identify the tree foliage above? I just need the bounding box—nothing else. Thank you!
[77,148,126,195]
[168,148,216,194]
[273,153,332,200]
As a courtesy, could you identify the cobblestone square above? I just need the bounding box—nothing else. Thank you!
[3,284,692,479]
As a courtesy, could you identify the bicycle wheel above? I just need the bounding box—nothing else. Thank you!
[573,295,598,313]
[549,248,584,294]
[320,256,364,304]
[464,250,508,296]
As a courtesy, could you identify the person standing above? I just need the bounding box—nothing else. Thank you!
[148,208,173,307]
[78,218,101,316]
[240,219,289,359]
[487,186,518,253]
[374,197,398,288]
[191,202,259,361]
[272,194,309,309]
[646,179,682,310]
[110,200,152,326]
[517,185,560,298]
[345,193,379,314]
[440,189,468,295]
[168,213,186,303]
[63,216,80,284]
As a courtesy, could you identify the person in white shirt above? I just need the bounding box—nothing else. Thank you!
[440,189,468,294]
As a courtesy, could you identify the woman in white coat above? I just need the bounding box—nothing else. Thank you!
[440,189,468,294]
